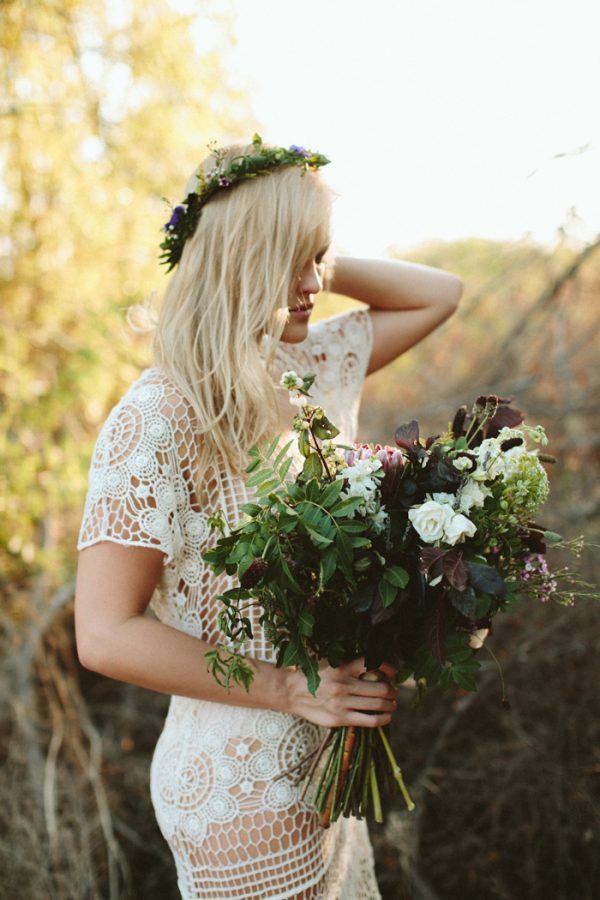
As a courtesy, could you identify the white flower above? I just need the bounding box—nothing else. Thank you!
[408,500,454,544]
[288,391,309,408]
[280,370,304,390]
[432,492,456,507]
[458,480,492,513]
[370,507,389,534]
[501,444,529,478]
[468,628,489,649]
[452,456,473,472]
[473,438,503,480]
[443,512,477,545]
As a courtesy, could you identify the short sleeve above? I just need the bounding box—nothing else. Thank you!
[306,307,373,397]
[77,380,183,565]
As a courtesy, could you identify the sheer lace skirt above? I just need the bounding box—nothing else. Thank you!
[150,697,381,900]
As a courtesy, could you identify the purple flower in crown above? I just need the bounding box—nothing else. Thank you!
[289,145,310,158]
[218,175,232,187]
[164,205,185,232]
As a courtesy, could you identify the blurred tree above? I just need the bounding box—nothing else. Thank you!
[0,0,251,589]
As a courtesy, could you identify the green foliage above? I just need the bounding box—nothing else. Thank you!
[0,0,251,588]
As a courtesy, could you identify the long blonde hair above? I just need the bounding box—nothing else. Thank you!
[152,141,332,493]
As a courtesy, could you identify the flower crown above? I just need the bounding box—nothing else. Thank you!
[159,133,330,271]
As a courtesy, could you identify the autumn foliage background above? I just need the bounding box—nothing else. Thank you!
[1,2,599,898]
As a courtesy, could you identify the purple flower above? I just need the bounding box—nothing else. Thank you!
[164,205,184,231]
[218,175,232,187]
[289,145,310,158]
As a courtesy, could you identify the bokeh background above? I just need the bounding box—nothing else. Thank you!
[1,1,599,898]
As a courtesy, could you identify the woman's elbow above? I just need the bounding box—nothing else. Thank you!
[74,617,114,675]
[444,273,464,310]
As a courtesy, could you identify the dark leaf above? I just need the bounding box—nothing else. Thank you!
[467,562,506,597]
[451,405,468,438]
[449,585,477,617]
[485,404,524,438]
[443,551,468,591]
[350,581,377,613]
[370,592,397,625]
[394,419,420,449]
[419,547,448,578]
[425,592,447,664]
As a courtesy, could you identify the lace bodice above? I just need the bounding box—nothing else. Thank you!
[77,307,380,900]
[77,308,373,657]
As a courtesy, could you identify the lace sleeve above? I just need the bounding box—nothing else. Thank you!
[304,306,373,405]
[77,380,183,565]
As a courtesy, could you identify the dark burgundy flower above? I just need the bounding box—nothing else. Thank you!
[240,558,268,588]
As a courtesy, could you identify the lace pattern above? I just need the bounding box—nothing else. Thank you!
[78,308,380,899]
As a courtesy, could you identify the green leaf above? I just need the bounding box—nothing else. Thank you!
[298,429,311,458]
[283,640,302,667]
[378,578,398,608]
[319,550,336,586]
[320,478,345,508]
[240,502,262,517]
[256,478,282,497]
[279,456,293,480]
[331,496,364,517]
[302,452,323,480]
[265,433,282,459]
[452,669,478,691]
[454,437,468,451]
[306,662,321,696]
[305,524,334,547]
[246,467,274,487]
[272,438,294,470]
[384,565,410,588]
[298,610,315,637]
[349,536,372,549]
[245,457,261,474]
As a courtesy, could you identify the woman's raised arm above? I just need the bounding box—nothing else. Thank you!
[328,256,463,374]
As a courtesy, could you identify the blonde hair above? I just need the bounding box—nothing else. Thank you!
[151,141,332,494]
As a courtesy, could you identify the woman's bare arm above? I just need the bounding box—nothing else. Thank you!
[74,541,397,729]
[328,256,463,374]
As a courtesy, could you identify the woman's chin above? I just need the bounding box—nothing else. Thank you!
[280,319,310,343]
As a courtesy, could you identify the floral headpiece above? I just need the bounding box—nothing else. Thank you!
[159,133,330,271]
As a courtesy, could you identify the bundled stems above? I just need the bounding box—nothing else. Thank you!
[307,672,415,827]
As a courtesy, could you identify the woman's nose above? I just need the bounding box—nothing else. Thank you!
[299,261,323,296]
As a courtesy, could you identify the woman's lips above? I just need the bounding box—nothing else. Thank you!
[289,303,313,319]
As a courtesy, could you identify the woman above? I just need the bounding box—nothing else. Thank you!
[75,137,462,899]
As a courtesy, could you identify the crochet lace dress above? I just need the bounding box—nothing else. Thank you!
[77,308,381,900]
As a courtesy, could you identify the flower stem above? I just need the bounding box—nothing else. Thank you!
[377,727,415,812]
[369,759,383,823]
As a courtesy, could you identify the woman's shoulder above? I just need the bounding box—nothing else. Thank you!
[106,367,198,433]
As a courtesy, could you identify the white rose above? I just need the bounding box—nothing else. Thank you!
[408,500,454,544]
[458,480,492,513]
[443,512,477,545]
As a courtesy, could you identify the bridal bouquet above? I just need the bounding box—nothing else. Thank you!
[203,372,595,826]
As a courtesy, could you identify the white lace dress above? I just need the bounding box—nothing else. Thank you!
[77,308,381,900]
